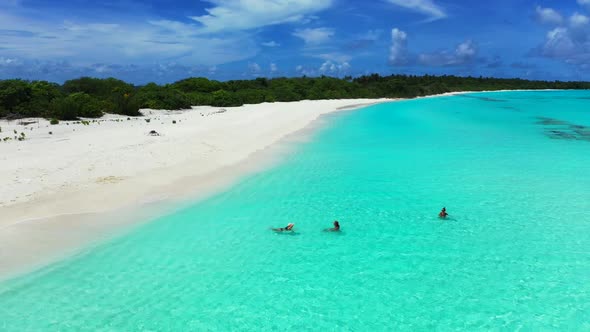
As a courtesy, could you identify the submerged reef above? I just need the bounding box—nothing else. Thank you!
[536,117,590,141]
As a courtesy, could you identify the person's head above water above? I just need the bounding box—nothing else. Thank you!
[442,207,446,212]
[333,221,340,229]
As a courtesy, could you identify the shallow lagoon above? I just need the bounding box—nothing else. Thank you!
[1,91,590,330]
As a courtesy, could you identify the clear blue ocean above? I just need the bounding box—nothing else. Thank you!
[1,91,590,330]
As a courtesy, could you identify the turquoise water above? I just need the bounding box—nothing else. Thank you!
[2,91,590,330]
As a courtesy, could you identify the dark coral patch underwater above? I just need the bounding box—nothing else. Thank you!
[536,117,590,141]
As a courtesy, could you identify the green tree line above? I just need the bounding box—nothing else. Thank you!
[1,75,589,120]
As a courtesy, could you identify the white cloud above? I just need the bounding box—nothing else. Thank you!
[532,3,590,67]
[295,64,315,76]
[456,40,476,58]
[0,57,19,66]
[262,41,280,47]
[389,28,409,65]
[387,28,479,67]
[0,13,258,68]
[385,0,446,21]
[535,6,563,25]
[570,12,590,28]
[292,27,334,45]
[541,27,577,58]
[191,0,333,33]
[295,60,350,77]
[248,62,261,73]
[319,60,350,75]
[316,53,352,63]
[270,63,278,72]
[419,40,478,66]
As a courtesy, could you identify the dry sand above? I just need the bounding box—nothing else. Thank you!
[0,99,392,279]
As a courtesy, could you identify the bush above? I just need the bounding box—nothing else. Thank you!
[48,93,104,120]
[0,79,32,114]
[63,77,133,99]
[210,90,241,107]
[50,118,59,125]
[136,84,191,110]
[111,93,141,116]
[70,93,105,118]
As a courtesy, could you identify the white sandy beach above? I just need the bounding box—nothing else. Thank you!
[0,99,393,278]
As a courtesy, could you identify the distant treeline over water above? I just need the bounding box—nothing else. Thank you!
[1,75,589,120]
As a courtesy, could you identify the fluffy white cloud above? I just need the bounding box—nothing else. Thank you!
[534,9,590,66]
[191,0,333,33]
[386,0,446,21]
[419,40,478,66]
[389,28,409,65]
[533,3,590,67]
[570,12,590,28]
[456,40,477,58]
[386,27,480,67]
[319,60,350,75]
[535,6,563,25]
[295,64,315,76]
[270,63,278,72]
[292,27,334,45]
[248,62,261,73]
[295,60,350,76]
[0,12,258,68]
[540,27,577,58]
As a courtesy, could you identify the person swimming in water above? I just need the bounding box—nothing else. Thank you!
[272,223,294,232]
[439,207,448,219]
[324,220,340,232]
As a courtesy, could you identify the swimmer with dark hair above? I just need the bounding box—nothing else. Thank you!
[272,223,294,232]
[439,207,448,219]
[324,220,340,232]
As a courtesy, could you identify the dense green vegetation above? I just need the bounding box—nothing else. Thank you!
[1,75,589,120]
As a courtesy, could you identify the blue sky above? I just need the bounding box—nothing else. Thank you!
[1,0,590,83]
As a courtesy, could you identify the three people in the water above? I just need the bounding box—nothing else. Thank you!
[273,209,448,233]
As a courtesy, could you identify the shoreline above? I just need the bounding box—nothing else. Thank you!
[0,98,393,280]
[0,89,562,280]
